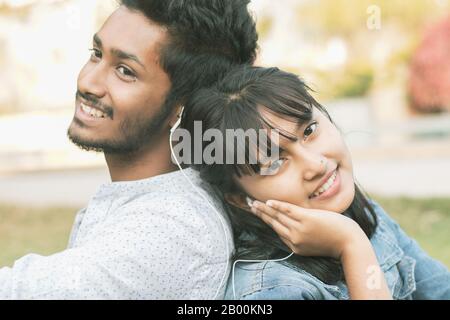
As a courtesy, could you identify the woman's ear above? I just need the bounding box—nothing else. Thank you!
[224,193,253,212]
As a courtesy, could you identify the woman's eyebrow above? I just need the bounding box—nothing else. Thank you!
[295,110,315,131]
[294,121,304,132]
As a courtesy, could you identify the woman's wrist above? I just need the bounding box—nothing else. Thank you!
[339,225,372,262]
[338,228,392,300]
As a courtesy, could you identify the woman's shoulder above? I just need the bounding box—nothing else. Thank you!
[367,199,408,245]
[224,260,342,300]
[365,199,406,261]
[367,199,402,228]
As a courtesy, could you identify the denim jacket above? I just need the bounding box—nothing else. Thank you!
[225,201,450,300]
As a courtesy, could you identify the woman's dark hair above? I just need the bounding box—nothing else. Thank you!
[181,66,378,284]
[120,0,258,114]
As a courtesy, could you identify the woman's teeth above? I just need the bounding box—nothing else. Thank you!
[81,103,107,119]
[312,170,337,198]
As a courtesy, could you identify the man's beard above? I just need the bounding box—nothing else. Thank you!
[68,103,173,155]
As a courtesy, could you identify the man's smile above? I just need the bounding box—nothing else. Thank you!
[75,99,110,125]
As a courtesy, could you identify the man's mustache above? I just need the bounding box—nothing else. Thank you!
[76,91,114,119]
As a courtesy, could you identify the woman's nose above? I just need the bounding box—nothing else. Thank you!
[295,149,328,181]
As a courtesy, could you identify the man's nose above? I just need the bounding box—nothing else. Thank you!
[77,64,107,99]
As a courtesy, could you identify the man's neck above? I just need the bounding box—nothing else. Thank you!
[104,133,178,182]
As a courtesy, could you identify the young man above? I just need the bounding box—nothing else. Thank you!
[0,0,258,299]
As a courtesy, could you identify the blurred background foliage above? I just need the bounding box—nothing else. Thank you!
[252,0,449,110]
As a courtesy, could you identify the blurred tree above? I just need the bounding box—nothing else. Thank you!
[409,15,450,113]
[334,63,374,98]
[297,0,442,37]
[295,0,447,100]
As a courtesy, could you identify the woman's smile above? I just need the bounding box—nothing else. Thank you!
[309,166,341,201]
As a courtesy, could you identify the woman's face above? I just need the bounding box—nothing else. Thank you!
[234,107,355,214]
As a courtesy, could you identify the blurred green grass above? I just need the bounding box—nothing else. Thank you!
[0,205,78,267]
[0,197,449,268]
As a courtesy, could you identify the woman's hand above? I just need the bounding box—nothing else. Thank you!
[251,200,393,299]
[250,200,368,260]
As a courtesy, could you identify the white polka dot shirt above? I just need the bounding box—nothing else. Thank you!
[0,168,234,299]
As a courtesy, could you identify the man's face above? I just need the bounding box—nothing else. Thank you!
[68,6,172,154]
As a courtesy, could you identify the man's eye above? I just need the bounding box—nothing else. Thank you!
[304,122,318,139]
[89,48,101,60]
[117,66,137,80]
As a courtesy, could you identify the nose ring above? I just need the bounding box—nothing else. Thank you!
[320,158,328,170]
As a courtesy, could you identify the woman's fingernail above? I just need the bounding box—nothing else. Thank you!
[266,200,274,207]
[253,201,262,209]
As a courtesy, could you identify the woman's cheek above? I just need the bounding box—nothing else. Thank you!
[330,131,352,168]
[340,140,354,172]
[267,176,302,204]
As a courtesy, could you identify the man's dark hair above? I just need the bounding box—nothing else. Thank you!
[120,0,258,113]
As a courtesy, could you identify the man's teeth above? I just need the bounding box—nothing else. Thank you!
[81,103,106,118]
[312,171,337,198]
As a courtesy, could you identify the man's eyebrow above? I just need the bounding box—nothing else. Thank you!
[93,34,102,48]
[93,33,146,70]
[111,48,146,70]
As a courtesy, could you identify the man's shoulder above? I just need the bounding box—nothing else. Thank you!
[112,169,230,232]
[109,169,233,264]
[124,169,223,213]
[124,168,212,200]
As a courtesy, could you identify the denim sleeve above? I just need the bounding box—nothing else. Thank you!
[373,202,450,299]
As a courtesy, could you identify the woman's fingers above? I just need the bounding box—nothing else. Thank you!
[251,206,291,239]
[265,200,307,221]
[252,201,293,224]
[279,236,296,253]
[251,209,296,253]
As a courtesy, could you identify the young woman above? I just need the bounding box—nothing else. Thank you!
[179,66,450,300]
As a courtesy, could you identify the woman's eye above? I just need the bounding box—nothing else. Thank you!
[89,48,101,60]
[117,66,137,80]
[303,122,318,139]
[262,158,286,176]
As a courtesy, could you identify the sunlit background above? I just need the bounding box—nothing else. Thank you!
[0,0,449,268]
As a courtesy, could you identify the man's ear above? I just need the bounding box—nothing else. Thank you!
[224,193,252,212]
[169,105,184,129]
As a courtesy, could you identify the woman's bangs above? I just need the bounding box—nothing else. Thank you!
[225,98,313,177]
